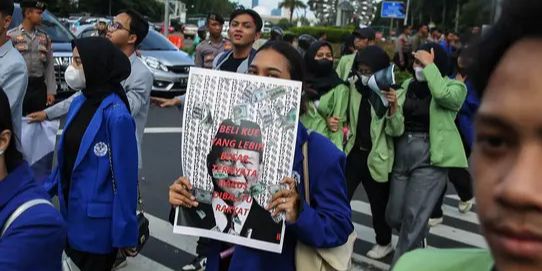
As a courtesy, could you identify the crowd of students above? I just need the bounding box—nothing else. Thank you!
[1,0,542,271]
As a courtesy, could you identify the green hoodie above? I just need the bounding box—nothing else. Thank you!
[393,63,468,168]
[338,53,401,182]
[339,58,468,182]
[300,83,349,151]
[393,248,494,271]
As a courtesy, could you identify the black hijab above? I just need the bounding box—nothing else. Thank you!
[408,43,449,99]
[73,37,131,110]
[304,41,345,100]
[61,38,131,203]
[354,46,390,95]
[355,45,391,73]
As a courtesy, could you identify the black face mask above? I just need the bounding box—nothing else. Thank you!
[314,59,333,75]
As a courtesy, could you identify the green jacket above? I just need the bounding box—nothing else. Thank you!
[300,83,349,151]
[393,248,494,271]
[336,53,402,182]
[393,63,468,168]
[336,54,356,81]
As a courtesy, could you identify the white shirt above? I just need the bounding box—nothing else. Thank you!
[211,196,253,236]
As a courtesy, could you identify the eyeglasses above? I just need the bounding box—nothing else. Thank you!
[108,22,131,33]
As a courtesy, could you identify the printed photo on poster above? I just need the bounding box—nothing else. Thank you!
[173,68,303,253]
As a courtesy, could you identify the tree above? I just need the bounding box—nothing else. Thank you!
[277,18,292,30]
[279,0,307,23]
[182,0,237,18]
[371,0,492,36]
[46,0,165,21]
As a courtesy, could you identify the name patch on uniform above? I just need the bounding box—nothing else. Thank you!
[94,142,108,157]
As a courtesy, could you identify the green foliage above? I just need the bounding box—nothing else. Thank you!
[47,0,165,21]
[289,26,354,43]
[297,17,310,26]
[371,0,492,35]
[277,18,293,30]
[182,0,237,19]
[47,0,240,22]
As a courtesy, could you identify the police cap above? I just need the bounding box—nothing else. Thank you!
[207,13,224,25]
[20,0,47,11]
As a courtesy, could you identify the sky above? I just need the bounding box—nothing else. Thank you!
[236,0,286,11]
[235,0,313,18]
[236,0,384,11]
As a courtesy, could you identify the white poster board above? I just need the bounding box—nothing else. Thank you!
[173,68,302,253]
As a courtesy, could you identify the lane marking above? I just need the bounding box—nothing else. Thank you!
[146,213,198,256]
[127,255,174,271]
[351,200,486,248]
[352,199,480,225]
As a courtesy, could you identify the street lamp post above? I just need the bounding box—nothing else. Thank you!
[164,0,170,36]
[403,0,410,26]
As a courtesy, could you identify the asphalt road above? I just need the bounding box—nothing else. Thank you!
[112,105,485,271]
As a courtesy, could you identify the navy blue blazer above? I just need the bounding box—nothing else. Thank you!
[0,162,66,270]
[44,93,139,254]
[205,123,354,271]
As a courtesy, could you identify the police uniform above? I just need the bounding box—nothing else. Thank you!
[194,38,226,69]
[194,13,225,69]
[8,0,56,115]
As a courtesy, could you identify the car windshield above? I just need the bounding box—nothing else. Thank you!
[41,10,75,42]
[139,30,177,51]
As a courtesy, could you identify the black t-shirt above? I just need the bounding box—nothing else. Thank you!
[62,99,100,203]
[354,85,373,150]
[404,83,431,133]
[219,54,247,72]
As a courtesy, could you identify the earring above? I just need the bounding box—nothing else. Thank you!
[0,149,4,156]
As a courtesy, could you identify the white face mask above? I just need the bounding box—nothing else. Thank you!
[64,65,86,90]
[361,75,371,86]
[414,67,426,82]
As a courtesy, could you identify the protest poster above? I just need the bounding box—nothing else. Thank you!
[173,67,302,253]
[20,118,60,184]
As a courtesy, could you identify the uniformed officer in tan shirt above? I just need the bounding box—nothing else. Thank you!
[194,13,225,69]
[8,0,56,115]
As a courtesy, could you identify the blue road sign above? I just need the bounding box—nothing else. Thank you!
[381,1,406,19]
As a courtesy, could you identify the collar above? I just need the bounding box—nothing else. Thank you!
[19,24,36,35]
[0,40,14,58]
[129,52,138,64]
[211,196,253,235]
[208,37,224,45]
[0,162,33,207]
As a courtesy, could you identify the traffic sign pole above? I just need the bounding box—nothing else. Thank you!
[403,0,410,26]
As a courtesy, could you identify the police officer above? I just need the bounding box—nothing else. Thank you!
[194,13,225,69]
[8,0,56,116]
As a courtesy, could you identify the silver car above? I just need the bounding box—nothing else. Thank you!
[77,26,194,94]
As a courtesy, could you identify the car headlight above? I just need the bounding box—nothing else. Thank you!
[142,56,168,72]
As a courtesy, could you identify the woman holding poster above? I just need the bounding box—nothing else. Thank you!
[169,41,354,271]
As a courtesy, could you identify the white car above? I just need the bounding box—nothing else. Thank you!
[77,25,194,94]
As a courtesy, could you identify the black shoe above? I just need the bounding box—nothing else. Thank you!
[111,252,127,270]
[181,255,207,271]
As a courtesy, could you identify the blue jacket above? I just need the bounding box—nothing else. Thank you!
[44,93,139,254]
[205,123,354,271]
[0,162,66,271]
[456,79,480,149]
